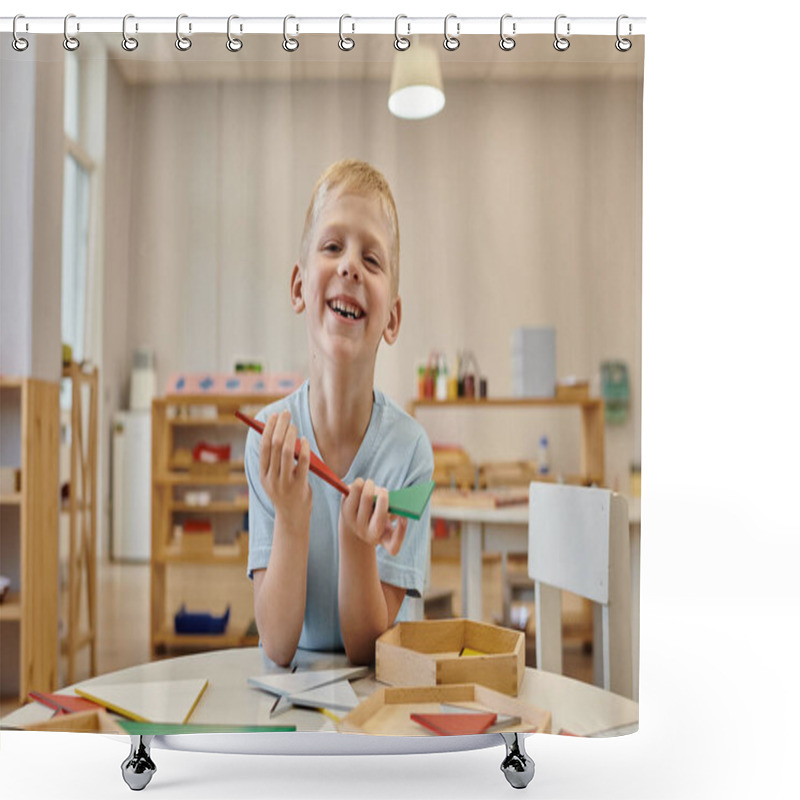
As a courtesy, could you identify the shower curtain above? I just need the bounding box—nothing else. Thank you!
[1,18,643,746]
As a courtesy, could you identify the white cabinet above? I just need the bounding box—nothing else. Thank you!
[112,410,152,562]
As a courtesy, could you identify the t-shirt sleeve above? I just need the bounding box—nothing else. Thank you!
[245,423,276,580]
[375,430,434,598]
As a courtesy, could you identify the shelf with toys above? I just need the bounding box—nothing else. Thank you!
[150,379,299,657]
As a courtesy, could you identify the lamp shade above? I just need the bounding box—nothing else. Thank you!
[388,43,445,120]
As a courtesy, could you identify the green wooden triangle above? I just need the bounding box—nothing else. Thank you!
[386,480,435,520]
[119,721,296,735]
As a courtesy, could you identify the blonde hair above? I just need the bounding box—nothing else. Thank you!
[299,159,400,294]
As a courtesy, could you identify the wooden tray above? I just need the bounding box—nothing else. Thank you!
[24,709,124,734]
[340,684,550,736]
[376,619,525,696]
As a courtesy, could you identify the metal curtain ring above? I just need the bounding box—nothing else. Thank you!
[227,15,243,52]
[499,14,516,51]
[175,14,192,51]
[122,14,139,51]
[615,14,632,51]
[63,14,80,51]
[12,15,29,52]
[283,15,299,52]
[394,15,410,51]
[553,14,570,51]
[339,15,355,51]
[443,14,460,51]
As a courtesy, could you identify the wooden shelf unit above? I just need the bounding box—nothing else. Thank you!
[407,396,605,486]
[0,376,60,703]
[60,362,99,686]
[150,392,285,658]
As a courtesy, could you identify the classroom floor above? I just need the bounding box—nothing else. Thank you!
[0,553,593,718]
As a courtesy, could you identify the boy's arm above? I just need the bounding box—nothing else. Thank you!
[338,480,409,665]
[250,411,313,667]
[252,511,311,667]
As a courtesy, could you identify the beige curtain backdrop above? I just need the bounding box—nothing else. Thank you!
[97,35,642,503]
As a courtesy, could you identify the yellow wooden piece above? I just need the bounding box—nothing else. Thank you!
[459,647,487,657]
[317,708,342,724]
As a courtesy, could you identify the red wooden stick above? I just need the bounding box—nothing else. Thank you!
[234,410,350,496]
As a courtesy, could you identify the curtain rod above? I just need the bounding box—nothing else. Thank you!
[1,16,646,37]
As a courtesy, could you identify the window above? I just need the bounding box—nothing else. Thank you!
[61,154,90,364]
[61,53,94,407]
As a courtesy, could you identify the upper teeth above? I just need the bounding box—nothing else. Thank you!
[330,299,363,319]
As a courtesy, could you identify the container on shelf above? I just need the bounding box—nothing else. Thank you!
[174,604,231,635]
[511,326,556,398]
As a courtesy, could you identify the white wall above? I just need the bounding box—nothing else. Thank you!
[99,59,135,557]
[0,35,64,383]
[111,60,642,489]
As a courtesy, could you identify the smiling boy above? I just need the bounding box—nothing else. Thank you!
[245,160,434,667]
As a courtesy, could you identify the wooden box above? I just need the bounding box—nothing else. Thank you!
[555,380,589,401]
[376,619,525,696]
[24,709,124,734]
[432,447,476,490]
[479,460,538,489]
[180,530,214,556]
[189,460,231,476]
[340,683,550,736]
[432,487,529,509]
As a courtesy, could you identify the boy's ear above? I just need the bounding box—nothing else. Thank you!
[290,263,305,314]
[382,295,402,346]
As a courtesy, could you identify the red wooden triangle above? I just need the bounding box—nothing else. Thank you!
[410,712,497,736]
[29,691,104,716]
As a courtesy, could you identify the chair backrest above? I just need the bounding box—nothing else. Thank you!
[528,482,633,699]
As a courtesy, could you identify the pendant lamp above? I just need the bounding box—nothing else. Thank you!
[388,41,445,120]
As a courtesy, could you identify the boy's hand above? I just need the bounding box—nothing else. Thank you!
[339,478,408,556]
[259,410,312,523]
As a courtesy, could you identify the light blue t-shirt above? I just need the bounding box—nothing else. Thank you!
[245,380,434,652]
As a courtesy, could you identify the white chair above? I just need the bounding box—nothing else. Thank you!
[528,482,634,699]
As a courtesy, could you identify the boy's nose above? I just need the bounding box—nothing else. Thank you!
[338,251,361,281]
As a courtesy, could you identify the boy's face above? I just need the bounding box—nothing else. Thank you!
[291,190,401,369]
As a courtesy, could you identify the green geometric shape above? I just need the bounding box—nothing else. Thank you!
[118,721,296,735]
[386,480,436,520]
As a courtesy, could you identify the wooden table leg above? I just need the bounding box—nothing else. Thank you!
[460,521,483,621]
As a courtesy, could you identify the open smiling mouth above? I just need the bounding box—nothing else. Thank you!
[327,299,365,321]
